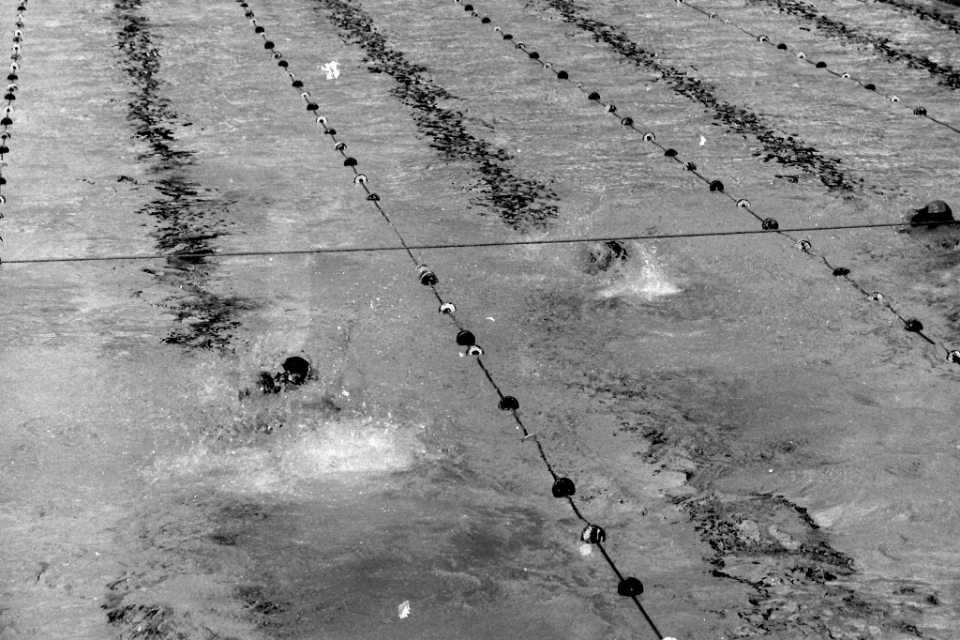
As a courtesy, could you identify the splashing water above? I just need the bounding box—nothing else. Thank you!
[153,416,426,495]
[597,244,681,300]
[321,60,340,79]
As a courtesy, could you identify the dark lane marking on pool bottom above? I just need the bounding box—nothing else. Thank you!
[539,342,938,639]
[869,0,960,38]
[314,0,559,233]
[531,0,871,196]
[113,0,253,352]
[750,0,960,90]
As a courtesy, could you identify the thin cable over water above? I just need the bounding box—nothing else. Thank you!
[0,219,949,264]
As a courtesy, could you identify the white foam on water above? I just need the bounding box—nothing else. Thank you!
[153,416,426,495]
[321,60,340,79]
[597,244,682,301]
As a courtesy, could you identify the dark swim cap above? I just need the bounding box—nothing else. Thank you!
[910,200,954,228]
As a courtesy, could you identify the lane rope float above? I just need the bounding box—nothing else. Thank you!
[450,0,960,365]
[0,0,26,243]
[233,1,673,638]
[0,218,953,264]
[671,0,960,135]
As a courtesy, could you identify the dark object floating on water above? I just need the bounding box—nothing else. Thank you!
[503,33,513,40]
[664,148,677,157]
[777,43,788,50]
[816,61,827,68]
[910,200,954,228]
[278,60,288,68]
[604,239,629,260]
[588,240,629,273]
[258,371,282,394]
[529,52,539,59]
[864,83,876,91]
[762,218,778,230]
[551,477,576,498]
[292,79,304,88]
[946,350,960,365]
[456,330,475,346]
[914,106,927,116]
[557,70,568,79]
[709,179,724,191]
[264,41,275,49]
[258,356,312,394]
[904,319,923,332]
[417,265,437,285]
[620,117,633,126]
[481,17,491,23]
[588,91,600,100]
[684,161,697,171]
[282,356,311,386]
[344,157,357,167]
[832,267,850,277]
[499,396,519,411]
[581,524,606,544]
[254,26,265,33]
[617,577,644,597]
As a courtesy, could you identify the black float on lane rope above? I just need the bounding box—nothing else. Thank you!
[0,0,26,247]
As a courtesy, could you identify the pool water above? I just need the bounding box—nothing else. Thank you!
[2,0,959,638]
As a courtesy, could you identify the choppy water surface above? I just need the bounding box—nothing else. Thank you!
[2,0,960,638]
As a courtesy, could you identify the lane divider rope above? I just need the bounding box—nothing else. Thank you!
[0,0,27,242]
[233,0,670,637]
[671,0,960,135]
[450,0,960,365]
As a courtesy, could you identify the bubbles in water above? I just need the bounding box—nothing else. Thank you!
[153,416,426,495]
[597,244,681,300]
[321,60,340,79]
